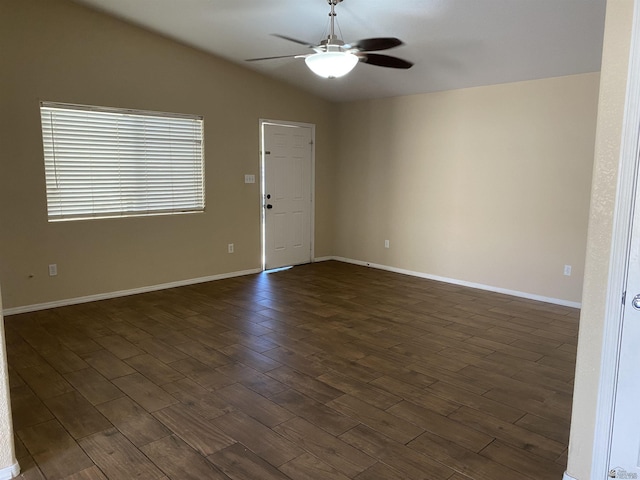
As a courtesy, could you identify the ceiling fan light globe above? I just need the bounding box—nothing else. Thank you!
[305,52,359,78]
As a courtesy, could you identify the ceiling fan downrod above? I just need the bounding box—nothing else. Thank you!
[325,0,344,49]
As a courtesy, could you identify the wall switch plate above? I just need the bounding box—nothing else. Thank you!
[48,264,57,276]
[564,264,572,276]
[384,240,390,249]
[228,243,234,253]
[244,174,255,184]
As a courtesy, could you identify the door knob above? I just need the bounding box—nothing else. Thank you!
[632,294,640,310]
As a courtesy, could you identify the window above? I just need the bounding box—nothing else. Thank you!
[40,102,204,221]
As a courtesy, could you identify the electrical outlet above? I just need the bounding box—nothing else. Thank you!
[384,240,390,249]
[244,174,255,184]
[48,264,57,276]
[228,243,234,254]
[564,264,572,276]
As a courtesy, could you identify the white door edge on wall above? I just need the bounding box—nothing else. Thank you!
[589,1,640,478]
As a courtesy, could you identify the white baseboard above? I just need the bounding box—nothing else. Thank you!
[3,257,581,316]
[2,268,262,316]
[326,256,582,308]
[562,472,578,480]
[0,462,20,480]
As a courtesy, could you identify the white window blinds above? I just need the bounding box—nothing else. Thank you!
[40,102,205,221]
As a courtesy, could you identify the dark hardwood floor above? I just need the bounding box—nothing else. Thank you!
[5,261,577,479]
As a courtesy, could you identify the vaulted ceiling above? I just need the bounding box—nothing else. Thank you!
[72,0,606,102]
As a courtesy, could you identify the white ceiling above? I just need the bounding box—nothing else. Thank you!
[72,0,606,103]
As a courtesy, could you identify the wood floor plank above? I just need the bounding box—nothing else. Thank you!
[41,348,89,375]
[60,466,108,479]
[162,378,231,419]
[44,391,112,439]
[269,388,359,436]
[153,404,235,456]
[112,373,178,412]
[219,343,283,372]
[17,326,63,354]
[96,396,171,447]
[340,424,454,480]
[16,363,75,399]
[94,335,144,359]
[408,362,491,394]
[317,370,402,409]
[132,337,189,364]
[388,400,494,452]
[216,363,288,398]
[8,365,25,389]
[216,383,295,428]
[407,430,524,480]
[79,428,164,480]
[141,435,230,480]
[273,417,376,477]
[209,411,304,467]
[207,443,291,480]
[426,380,525,423]
[310,352,383,383]
[174,340,232,368]
[168,357,235,389]
[480,440,566,479]
[106,321,153,343]
[369,375,460,416]
[279,452,351,480]
[13,455,46,480]
[352,462,408,480]
[56,333,102,356]
[18,419,94,480]
[81,349,136,380]
[266,366,343,404]
[124,354,184,385]
[14,433,29,460]
[262,346,327,377]
[64,368,124,406]
[9,384,54,430]
[219,330,279,353]
[515,412,571,444]
[482,387,570,423]
[328,393,426,444]
[448,406,566,461]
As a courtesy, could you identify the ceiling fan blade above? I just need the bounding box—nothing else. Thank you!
[272,34,316,48]
[245,54,301,62]
[359,53,413,69]
[348,37,403,52]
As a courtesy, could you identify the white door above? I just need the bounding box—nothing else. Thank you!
[608,173,640,478]
[262,122,313,270]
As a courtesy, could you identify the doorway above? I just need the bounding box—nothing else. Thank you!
[260,120,314,271]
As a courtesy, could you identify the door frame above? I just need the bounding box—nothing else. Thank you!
[259,119,316,271]
[591,1,640,477]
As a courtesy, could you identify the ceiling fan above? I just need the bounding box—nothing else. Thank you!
[246,0,413,79]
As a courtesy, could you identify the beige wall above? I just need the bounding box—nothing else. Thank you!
[566,1,636,478]
[333,74,599,304]
[0,286,18,476]
[0,0,336,310]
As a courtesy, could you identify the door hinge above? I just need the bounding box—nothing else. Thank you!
[622,290,626,306]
